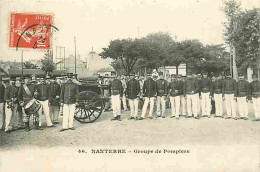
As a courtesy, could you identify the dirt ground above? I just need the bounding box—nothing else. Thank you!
[0,102,259,149]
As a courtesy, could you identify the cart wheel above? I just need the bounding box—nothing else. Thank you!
[74,91,104,123]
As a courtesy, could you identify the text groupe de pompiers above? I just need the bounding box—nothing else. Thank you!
[91,149,190,154]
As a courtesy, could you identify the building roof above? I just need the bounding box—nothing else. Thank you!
[97,67,115,73]
[8,69,67,77]
[0,67,8,76]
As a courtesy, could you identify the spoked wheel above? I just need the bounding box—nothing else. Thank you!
[74,91,104,123]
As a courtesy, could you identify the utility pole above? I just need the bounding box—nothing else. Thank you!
[21,50,24,79]
[74,36,77,75]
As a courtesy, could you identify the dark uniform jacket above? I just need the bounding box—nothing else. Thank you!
[183,78,199,96]
[212,79,223,95]
[250,80,260,98]
[199,78,212,94]
[156,79,168,96]
[109,79,123,97]
[168,80,183,97]
[18,83,36,105]
[49,82,61,106]
[60,81,79,104]
[143,77,157,98]
[0,83,5,103]
[237,80,250,98]
[4,84,13,102]
[222,78,237,96]
[126,78,140,99]
[35,83,49,101]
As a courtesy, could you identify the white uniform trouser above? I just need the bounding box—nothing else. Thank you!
[225,94,236,118]
[237,97,248,118]
[201,92,211,117]
[0,103,4,130]
[111,95,121,117]
[141,97,154,118]
[180,95,187,115]
[252,97,260,119]
[157,96,166,117]
[49,106,60,123]
[62,104,75,129]
[122,95,128,110]
[214,93,223,117]
[38,100,53,126]
[170,96,180,117]
[5,106,15,131]
[186,94,198,117]
[129,98,138,118]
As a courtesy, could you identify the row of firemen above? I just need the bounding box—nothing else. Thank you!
[107,70,260,121]
[0,73,78,133]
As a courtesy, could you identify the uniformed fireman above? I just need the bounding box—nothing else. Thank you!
[140,73,157,119]
[35,76,53,127]
[168,74,183,119]
[180,75,187,116]
[236,73,250,120]
[156,72,168,118]
[212,74,224,118]
[120,75,128,111]
[60,73,79,131]
[250,74,260,121]
[3,77,14,133]
[109,74,123,121]
[199,72,212,118]
[183,71,200,119]
[126,73,140,120]
[18,76,42,131]
[49,76,61,124]
[222,73,237,119]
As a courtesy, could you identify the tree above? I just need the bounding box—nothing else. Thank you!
[23,61,38,69]
[100,38,144,75]
[41,50,55,75]
[222,0,259,77]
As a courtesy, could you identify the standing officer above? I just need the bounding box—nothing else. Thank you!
[236,73,250,120]
[140,74,157,119]
[250,74,260,121]
[4,77,14,133]
[35,76,53,127]
[168,74,183,119]
[126,73,140,120]
[109,74,123,121]
[18,76,42,131]
[121,75,128,111]
[180,75,187,116]
[199,72,212,118]
[60,73,79,131]
[156,72,168,118]
[212,74,224,118]
[222,73,237,119]
[49,76,61,124]
[183,71,200,119]
[12,78,24,130]
[0,77,5,131]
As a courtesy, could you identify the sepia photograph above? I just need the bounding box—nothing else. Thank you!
[0,0,259,171]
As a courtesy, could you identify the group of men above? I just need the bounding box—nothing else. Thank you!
[1,69,259,133]
[107,70,260,122]
[0,73,79,133]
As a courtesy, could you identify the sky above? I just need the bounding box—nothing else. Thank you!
[0,0,259,62]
